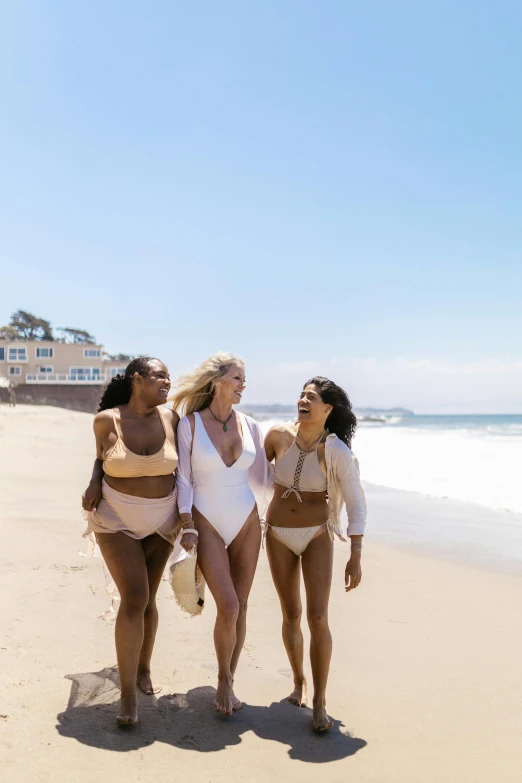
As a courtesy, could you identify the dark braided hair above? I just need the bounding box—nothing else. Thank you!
[98,357,157,411]
[304,376,357,448]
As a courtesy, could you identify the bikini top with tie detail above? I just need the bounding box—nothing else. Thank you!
[103,407,178,479]
[274,432,327,502]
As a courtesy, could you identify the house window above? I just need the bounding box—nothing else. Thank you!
[8,347,27,362]
[0,347,4,361]
[9,366,22,376]
[36,347,54,358]
[84,348,101,358]
[110,367,127,377]
[69,367,102,381]
[39,366,53,373]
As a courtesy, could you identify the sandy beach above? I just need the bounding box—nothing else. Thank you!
[1,404,521,783]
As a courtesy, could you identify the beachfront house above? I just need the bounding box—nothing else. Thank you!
[0,339,126,385]
[0,338,127,411]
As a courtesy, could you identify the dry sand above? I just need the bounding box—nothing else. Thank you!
[1,404,521,783]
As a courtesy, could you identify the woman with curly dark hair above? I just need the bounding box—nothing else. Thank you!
[264,377,367,732]
[81,357,184,726]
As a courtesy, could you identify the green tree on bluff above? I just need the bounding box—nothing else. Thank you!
[6,310,54,340]
[56,327,97,345]
[0,325,19,340]
[104,353,136,362]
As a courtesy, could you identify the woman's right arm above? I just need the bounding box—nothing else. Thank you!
[81,414,107,511]
[175,416,198,552]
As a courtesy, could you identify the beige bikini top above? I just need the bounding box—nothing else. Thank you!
[274,433,327,502]
[103,407,178,479]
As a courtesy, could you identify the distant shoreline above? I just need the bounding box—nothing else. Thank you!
[237,404,414,420]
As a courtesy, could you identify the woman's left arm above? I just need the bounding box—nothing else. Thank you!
[345,534,363,592]
[338,451,367,592]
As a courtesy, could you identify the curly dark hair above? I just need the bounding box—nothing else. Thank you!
[98,357,158,411]
[304,376,357,448]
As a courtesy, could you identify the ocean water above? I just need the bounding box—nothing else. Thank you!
[256,413,522,515]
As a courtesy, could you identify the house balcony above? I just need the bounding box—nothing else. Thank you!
[25,374,107,384]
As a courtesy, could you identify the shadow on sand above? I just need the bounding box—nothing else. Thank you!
[56,667,367,763]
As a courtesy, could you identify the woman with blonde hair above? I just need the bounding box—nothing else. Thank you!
[172,352,272,716]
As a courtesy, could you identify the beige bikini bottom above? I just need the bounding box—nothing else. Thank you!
[263,522,328,557]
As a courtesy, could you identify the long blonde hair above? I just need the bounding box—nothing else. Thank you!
[170,351,243,416]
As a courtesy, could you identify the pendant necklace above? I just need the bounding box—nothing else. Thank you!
[296,428,325,452]
[209,406,234,432]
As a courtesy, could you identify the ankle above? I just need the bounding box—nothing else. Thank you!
[217,674,233,686]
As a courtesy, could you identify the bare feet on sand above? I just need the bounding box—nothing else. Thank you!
[213,678,242,715]
[288,680,308,708]
[137,668,161,696]
[116,693,138,726]
[213,678,237,716]
[231,686,243,712]
[312,701,333,732]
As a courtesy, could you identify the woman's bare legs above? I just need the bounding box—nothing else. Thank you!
[137,533,173,695]
[95,532,172,724]
[266,533,308,707]
[194,506,261,715]
[227,511,262,708]
[301,532,334,731]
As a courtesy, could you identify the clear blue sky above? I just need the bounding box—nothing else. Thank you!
[1,1,521,411]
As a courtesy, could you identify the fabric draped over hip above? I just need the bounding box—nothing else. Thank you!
[81,479,182,622]
[82,479,179,548]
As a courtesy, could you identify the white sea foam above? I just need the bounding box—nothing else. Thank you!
[257,415,522,514]
[354,425,522,514]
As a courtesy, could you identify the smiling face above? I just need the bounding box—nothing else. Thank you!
[134,360,171,407]
[215,362,246,405]
[297,383,333,425]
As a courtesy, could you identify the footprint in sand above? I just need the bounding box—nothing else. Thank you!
[179,734,198,749]
[165,694,189,711]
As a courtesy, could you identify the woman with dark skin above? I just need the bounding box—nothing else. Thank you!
[264,377,367,732]
[82,358,180,726]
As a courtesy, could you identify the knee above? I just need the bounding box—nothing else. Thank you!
[120,587,149,617]
[217,596,240,624]
[307,610,328,633]
[283,605,302,627]
[144,597,158,618]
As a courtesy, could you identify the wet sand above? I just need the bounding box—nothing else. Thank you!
[1,404,521,782]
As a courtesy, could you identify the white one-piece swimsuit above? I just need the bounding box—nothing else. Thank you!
[178,411,258,547]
